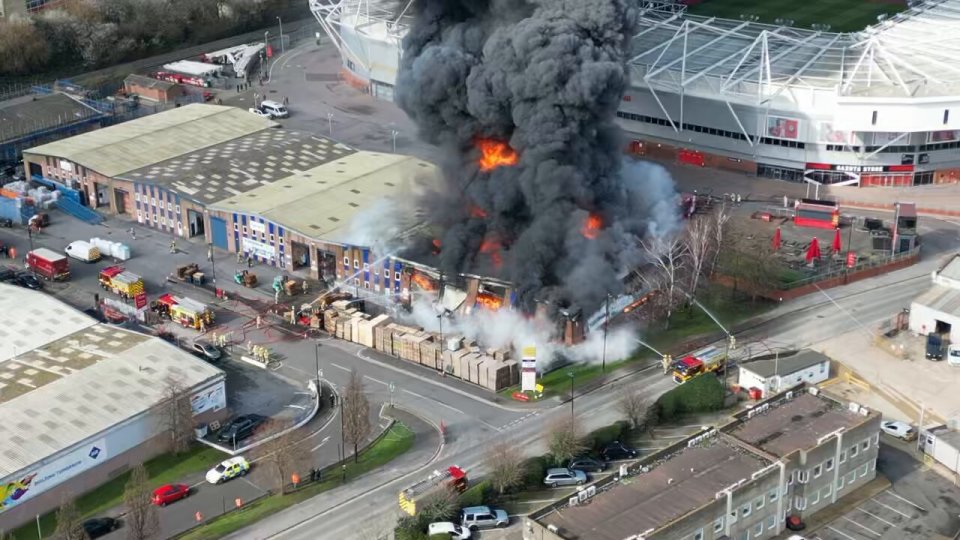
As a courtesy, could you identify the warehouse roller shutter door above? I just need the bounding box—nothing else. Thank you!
[210,216,228,249]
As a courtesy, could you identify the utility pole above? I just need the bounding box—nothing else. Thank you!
[277,17,285,54]
[567,370,575,422]
[601,294,610,374]
[314,342,322,395]
[918,402,925,453]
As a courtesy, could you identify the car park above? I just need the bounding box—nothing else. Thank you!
[543,467,587,487]
[926,333,944,360]
[191,340,222,362]
[83,517,120,538]
[459,506,509,530]
[152,483,190,506]
[881,420,917,441]
[205,456,250,484]
[568,456,606,473]
[428,521,472,538]
[217,414,265,444]
[600,441,638,461]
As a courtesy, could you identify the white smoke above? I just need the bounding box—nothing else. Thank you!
[402,297,638,370]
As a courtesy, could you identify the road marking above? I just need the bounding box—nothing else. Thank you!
[364,375,387,386]
[330,362,351,372]
[857,507,896,528]
[883,491,926,512]
[826,525,858,540]
[402,388,425,399]
[870,498,912,519]
[287,404,307,410]
[310,436,330,452]
[842,516,881,536]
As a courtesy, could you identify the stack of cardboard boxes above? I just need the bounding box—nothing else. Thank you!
[319,302,520,392]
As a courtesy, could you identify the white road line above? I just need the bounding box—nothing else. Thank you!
[310,436,330,452]
[403,388,425,399]
[330,362,351,372]
[363,375,387,386]
[842,516,881,537]
[287,404,307,410]
[827,525,859,540]
[857,507,896,528]
[431,399,464,415]
[883,491,926,512]
[870,498,912,519]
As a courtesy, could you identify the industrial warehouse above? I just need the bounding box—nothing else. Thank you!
[525,386,881,540]
[313,0,960,188]
[0,284,225,531]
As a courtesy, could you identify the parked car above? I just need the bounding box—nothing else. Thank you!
[152,483,190,506]
[206,456,250,484]
[0,217,12,228]
[568,456,606,473]
[459,506,509,530]
[191,340,222,362]
[260,99,289,118]
[600,441,638,461]
[248,107,273,119]
[0,266,16,282]
[428,521,472,538]
[926,333,944,360]
[217,414,265,444]
[948,344,960,367]
[880,420,917,441]
[543,467,587,488]
[83,517,120,538]
[14,273,42,290]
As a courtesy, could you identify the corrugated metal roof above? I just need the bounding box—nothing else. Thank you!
[0,283,97,363]
[210,151,439,244]
[938,256,960,283]
[739,349,830,379]
[914,285,960,316]
[24,104,276,177]
[0,285,222,479]
[0,93,104,144]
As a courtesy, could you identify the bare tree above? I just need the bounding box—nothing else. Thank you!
[709,201,733,276]
[684,215,714,297]
[342,369,371,463]
[0,19,49,74]
[639,234,688,328]
[259,420,311,494]
[547,418,587,466]
[419,488,458,522]
[618,388,647,430]
[53,496,85,540]
[123,464,160,540]
[485,441,526,495]
[161,377,195,455]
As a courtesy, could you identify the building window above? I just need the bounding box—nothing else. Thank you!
[160,217,166,226]
[395,272,401,281]
[767,514,776,529]
[754,522,763,535]
[269,234,275,242]
[153,214,158,222]
[364,281,370,289]
[787,472,795,485]
[136,210,142,219]
[820,363,826,373]
[945,109,950,125]
[242,226,247,234]
[176,205,181,214]
[851,445,859,457]
[279,237,284,245]
[344,257,349,265]
[159,200,165,210]
[840,450,846,463]
[848,471,856,483]
[860,463,869,477]
[814,464,822,478]
[728,509,737,524]
[693,529,703,540]
[862,440,870,451]
[769,488,778,502]
[741,503,751,517]
[151,197,156,206]
[826,458,834,471]
[755,496,764,509]
[811,491,820,505]
[135,193,141,202]
[838,476,845,490]
[353,259,359,269]
[798,470,809,483]
[714,517,724,533]
[363,263,369,272]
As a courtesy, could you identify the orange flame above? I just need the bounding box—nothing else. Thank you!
[479,238,503,269]
[581,213,602,239]
[476,292,504,311]
[411,272,437,291]
[469,205,488,218]
[477,139,518,172]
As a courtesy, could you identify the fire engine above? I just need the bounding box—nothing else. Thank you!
[399,466,467,516]
[672,345,727,384]
[98,265,145,299]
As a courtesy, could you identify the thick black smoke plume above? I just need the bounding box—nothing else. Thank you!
[396,0,676,313]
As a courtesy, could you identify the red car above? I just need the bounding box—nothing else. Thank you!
[152,484,190,506]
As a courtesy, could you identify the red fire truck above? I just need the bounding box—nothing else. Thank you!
[26,248,70,281]
[399,466,468,515]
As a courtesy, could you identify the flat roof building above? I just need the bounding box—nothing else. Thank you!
[0,284,226,531]
[525,386,881,540]
[737,349,831,399]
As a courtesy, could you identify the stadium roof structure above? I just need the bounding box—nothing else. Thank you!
[630,0,960,106]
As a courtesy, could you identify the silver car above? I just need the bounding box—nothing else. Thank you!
[544,467,587,487]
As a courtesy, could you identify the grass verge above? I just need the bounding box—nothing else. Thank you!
[500,286,771,399]
[176,422,415,540]
[13,445,226,539]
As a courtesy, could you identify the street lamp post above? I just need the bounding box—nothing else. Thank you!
[264,31,269,51]
[208,243,216,284]
[567,370,575,421]
[391,129,399,152]
[314,342,322,395]
[601,294,610,374]
[327,112,334,135]
[277,17,284,54]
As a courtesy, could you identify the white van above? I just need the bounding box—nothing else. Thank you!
[260,100,289,118]
[948,344,960,367]
[65,240,101,263]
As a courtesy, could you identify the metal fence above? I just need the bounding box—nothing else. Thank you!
[780,246,921,290]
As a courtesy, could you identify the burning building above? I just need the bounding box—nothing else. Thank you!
[395,0,678,316]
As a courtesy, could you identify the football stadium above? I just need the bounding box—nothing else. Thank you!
[311,0,960,188]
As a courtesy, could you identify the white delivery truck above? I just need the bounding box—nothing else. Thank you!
[65,240,101,263]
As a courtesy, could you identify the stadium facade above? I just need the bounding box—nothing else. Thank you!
[312,0,960,188]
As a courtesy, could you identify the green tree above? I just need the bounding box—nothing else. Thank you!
[546,418,587,467]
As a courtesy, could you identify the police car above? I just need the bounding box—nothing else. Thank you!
[205,456,250,484]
